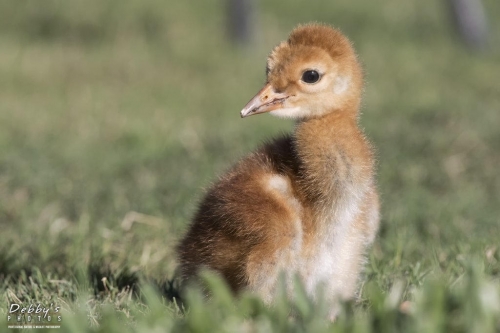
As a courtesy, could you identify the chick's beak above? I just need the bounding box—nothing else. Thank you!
[240,84,290,118]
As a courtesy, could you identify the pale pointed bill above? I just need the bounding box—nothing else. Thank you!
[240,83,290,118]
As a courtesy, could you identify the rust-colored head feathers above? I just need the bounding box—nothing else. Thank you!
[241,24,363,120]
[286,24,354,58]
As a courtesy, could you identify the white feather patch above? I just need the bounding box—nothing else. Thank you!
[333,76,350,95]
[269,107,304,119]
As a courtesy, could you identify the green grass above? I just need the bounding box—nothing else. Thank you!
[0,0,499,332]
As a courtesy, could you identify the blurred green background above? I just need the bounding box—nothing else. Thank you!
[0,0,499,331]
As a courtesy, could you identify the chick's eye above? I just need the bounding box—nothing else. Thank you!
[301,70,320,84]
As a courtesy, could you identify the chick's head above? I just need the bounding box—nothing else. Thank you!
[241,24,363,120]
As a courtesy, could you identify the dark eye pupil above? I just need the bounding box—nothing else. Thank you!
[302,70,320,83]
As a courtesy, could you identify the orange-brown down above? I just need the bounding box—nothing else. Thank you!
[177,23,380,319]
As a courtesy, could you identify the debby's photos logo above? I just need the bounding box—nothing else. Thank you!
[6,303,62,330]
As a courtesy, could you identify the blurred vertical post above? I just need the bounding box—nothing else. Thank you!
[447,0,489,50]
[227,0,254,45]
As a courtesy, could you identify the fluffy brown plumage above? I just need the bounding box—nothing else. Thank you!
[177,23,379,319]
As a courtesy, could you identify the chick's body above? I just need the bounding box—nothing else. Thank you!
[177,24,379,317]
